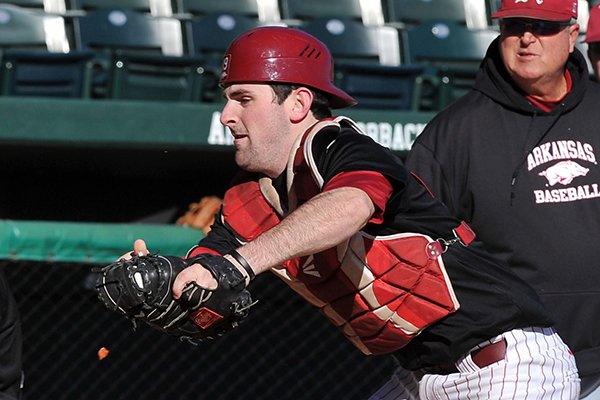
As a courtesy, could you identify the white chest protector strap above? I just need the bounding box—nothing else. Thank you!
[270,116,462,355]
[220,117,463,355]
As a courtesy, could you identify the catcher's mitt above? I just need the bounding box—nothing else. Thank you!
[94,253,255,342]
[176,196,222,234]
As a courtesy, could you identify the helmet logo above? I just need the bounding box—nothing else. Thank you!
[299,44,321,59]
[221,55,231,80]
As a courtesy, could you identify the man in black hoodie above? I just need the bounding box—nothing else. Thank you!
[406,0,600,398]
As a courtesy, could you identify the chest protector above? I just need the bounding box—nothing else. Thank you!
[222,117,462,355]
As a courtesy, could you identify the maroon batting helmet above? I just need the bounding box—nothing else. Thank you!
[219,26,357,109]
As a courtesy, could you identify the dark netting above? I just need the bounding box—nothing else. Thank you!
[2,261,396,400]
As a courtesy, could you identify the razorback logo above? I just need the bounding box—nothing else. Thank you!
[190,307,223,329]
[538,160,589,186]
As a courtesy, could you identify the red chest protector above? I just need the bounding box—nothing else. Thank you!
[221,117,467,355]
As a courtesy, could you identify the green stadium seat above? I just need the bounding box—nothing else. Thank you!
[280,0,384,26]
[334,61,425,110]
[1,48,94,97]
[73,8,185,97]
[0,0,45,10]
[69,0,173,16]
[0,5,47,51]
[4,0,68,14]
[403,20,498,109]
[175,0,258,19]
[300,17,419,110]
[0,4,72,63]
[74,8,183,55]
[299,17,401,66]
[108,50,212,102]
[281,0,363,22]
[187,12,261,67]
[385,0,489,29]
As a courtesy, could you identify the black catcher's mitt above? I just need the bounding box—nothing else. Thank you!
[95,253,255,342]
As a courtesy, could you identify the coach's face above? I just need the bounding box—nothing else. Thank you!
[221,83,295,178]
[499,18,579,99]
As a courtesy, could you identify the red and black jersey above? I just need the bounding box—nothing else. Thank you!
[193,116,552,370]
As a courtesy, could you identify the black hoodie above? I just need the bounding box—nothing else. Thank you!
[406,38,600,391]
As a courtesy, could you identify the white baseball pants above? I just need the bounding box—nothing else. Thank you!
[369,327,580,400]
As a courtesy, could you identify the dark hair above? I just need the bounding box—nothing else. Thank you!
[270,84,332,119]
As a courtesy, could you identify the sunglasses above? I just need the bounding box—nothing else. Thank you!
[500,19,571,36]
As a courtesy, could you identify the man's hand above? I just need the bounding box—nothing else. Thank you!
[118,238,150,261]
[173,262,218,298]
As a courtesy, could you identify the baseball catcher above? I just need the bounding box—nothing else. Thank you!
[94,253,255,342]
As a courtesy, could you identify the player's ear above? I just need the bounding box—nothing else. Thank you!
[289,87,313,123]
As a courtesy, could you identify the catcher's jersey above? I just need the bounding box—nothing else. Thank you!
[194,116,553,370]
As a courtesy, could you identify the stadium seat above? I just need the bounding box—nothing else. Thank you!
[108,50,212,102]
[280,0,384,26]
[0,48,94,97]
[173,0,281,22]
[334,61,425,110]
[403,20,498,109]
[299,17,401,66]
[0,5,47,51]
[300,17,413,109]
[0,0,67,13]
[186,12,261,68]
[403,20,497,67]
[69,0,173,16]
[73,8,185,97]
[1,0,45,10]
[385,0,489,29]
[281,0,362,22]
[74,8,183,55]
[0,4,70,55]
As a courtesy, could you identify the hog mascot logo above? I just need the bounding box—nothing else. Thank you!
[538,160,590,186]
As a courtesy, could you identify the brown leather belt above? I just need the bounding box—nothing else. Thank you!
[421,338,507,375]
[471,338,507,368]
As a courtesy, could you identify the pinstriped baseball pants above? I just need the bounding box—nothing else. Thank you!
[369,327,580,400]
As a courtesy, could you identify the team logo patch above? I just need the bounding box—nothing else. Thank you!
[221,55,231,81]
[538,160,589,186]
[190,307,224,329]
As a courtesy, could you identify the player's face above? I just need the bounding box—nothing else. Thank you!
[221,83,295,177]
[499,18,579,97]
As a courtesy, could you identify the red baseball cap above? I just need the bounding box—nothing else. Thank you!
[492,0,578,21]
[586,4,600,43]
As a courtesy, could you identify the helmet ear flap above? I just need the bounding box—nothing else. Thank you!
[219,26,356,109]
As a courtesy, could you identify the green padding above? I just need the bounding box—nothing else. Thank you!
[0,220,204,264]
